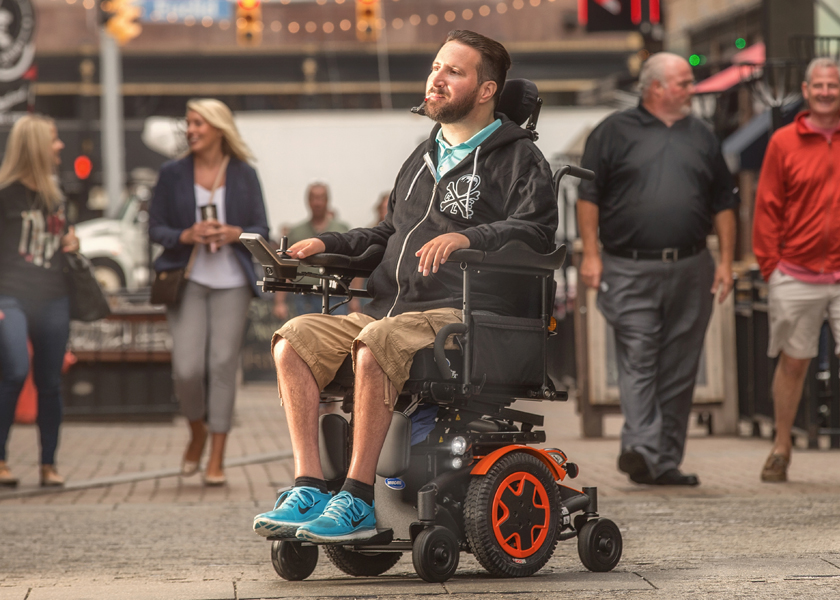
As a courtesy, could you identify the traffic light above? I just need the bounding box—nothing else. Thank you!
[236,0,262,46]
[74,156,93,180]
[355,0,381,42]
[579,0,660,32]
[100,0,142,45]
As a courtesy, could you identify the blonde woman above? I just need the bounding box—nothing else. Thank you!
[149,99,269,485]
[0,115,78,488]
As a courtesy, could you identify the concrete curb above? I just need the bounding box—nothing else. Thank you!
[0,450,293,501]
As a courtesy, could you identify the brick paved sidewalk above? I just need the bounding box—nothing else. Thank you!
[0,383,293,507]
[3,383,840,600]
[1,382,839,507]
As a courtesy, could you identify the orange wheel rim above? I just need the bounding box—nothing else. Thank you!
[491,471,550,558]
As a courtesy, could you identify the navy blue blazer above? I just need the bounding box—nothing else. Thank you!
[149,154,270,297]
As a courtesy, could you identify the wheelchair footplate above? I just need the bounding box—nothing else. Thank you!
[266,528,394,545]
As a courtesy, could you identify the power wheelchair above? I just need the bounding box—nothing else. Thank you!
[240,80,622,583]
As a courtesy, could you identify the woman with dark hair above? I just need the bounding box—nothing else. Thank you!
[149,99,269,486]
[0,114,78,488]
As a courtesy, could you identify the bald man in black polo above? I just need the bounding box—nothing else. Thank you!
[577,53,738,486]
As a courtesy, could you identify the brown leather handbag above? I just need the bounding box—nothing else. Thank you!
[149,256,195,306]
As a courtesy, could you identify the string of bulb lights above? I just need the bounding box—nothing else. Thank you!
[59,0,557,34]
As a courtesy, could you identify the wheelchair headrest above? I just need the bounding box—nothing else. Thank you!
[497,79,539,127]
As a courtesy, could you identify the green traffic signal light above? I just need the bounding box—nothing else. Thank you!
[689,54,701,67]
[736,38,747,49]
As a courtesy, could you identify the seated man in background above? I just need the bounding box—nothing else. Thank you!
[253,29,558,543]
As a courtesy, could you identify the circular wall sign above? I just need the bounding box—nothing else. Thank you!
[0,0,35,82]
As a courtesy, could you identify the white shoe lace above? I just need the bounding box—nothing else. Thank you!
[320,492,362,526]
[275,487,319,511]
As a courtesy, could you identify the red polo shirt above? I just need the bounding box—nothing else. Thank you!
[753,111,840,281]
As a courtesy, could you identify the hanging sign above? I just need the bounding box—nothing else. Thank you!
[0,0,35,123]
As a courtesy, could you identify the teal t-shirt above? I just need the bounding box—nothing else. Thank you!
[434,119,502,181]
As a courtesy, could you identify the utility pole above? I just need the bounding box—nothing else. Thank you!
[375,4,392,110]
[100,31,125,217]
[98,0,141,217]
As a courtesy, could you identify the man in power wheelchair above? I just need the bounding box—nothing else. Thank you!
[243,30,622,583]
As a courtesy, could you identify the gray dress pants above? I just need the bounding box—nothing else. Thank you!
[597,249,715,479]
[166,281,253,433]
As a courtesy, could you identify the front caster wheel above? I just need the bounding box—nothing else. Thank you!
[271,540,319,581]
[577,518,622,572]
[412,526,460,583]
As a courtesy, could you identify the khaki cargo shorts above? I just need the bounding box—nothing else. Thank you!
[767,269,840,359]
[271,307,462,402]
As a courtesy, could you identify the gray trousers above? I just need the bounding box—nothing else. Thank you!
[166,281,252,433]
[597,250,715,478]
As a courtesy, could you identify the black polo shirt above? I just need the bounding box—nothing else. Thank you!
[578,103,738,251]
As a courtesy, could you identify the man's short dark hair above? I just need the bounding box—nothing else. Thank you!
[444,30,511,107]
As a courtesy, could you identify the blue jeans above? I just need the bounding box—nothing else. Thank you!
[0,295,70,465]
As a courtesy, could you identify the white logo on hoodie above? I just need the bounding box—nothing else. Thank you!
[440,174,481,219]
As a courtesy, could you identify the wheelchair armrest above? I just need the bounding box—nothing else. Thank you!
[301,245,386,277]
[449,240,566,271]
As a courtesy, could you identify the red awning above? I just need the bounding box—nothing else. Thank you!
[694,43,766,95]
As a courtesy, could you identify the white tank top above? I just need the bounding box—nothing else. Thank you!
[189,184,249,289]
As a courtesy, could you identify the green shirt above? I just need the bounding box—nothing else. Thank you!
[286,217,350,246]
[284,216,350,286]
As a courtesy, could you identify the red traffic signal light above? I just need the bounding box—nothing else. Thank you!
[356,0,381,42]
[236,0,262,45]
[74,155,93,180]
[578,0,661,30]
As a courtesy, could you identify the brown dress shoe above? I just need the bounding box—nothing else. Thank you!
[40,465,65,487]
[761,453,789,482]
[0,461,19,488]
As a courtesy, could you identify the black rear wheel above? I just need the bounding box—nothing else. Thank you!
[577,518,622,572]
[324,545,402,577]
[464,452,560,577]
[271,540,319,581]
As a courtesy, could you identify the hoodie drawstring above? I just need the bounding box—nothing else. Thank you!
[405,163,427,201]
[464,145,481,204]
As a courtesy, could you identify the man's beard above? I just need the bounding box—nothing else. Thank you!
[425,84,481,124]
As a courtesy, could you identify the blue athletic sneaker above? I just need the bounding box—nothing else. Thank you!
[295,491,376,543]
[253,486,331,538]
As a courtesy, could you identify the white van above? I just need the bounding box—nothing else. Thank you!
[75,189,159,291]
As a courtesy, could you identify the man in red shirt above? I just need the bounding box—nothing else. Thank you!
[753,57,840,482]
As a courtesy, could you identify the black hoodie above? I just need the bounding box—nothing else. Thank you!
[318,115,558,319]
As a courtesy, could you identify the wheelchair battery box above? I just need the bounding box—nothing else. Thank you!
[470,314,545,386]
